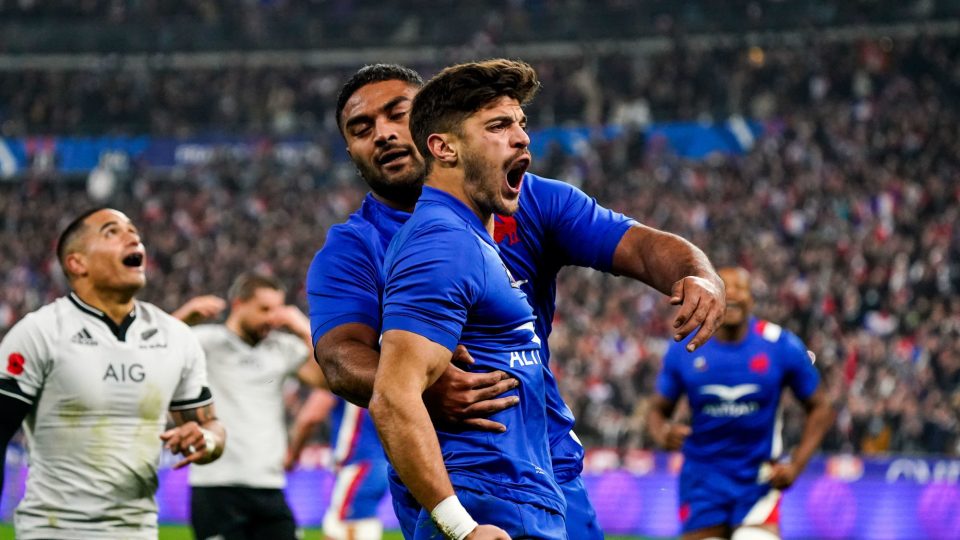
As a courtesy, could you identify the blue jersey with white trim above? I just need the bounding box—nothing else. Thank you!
[381,186,563,513]
[305,175,634,478]
[306,194,407,467]
[656,317,820,480]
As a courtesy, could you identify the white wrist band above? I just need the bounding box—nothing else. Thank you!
[431,495,478,540]
[199,428,217,458]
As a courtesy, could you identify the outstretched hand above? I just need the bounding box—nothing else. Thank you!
[669,275,725,352]
[424,345,520,432]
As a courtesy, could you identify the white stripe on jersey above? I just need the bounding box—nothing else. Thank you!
[740,488,782,526]
[333,403,362,466]
[760,321,782,342]
[327,463,365,520]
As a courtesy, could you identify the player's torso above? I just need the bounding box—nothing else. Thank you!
[679,321,791,467]
[17,297,189,538]
[189,326,295,487]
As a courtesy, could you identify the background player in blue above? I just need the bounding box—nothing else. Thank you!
[648,267,835,540]
[373,58,562,540]
[307,63,725,539]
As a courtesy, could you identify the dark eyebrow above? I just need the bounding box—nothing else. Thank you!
[98,221,119,232]
[486,113,527,126]
[343,96,411,131]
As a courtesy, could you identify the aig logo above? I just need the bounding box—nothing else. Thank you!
[103,363,146,383]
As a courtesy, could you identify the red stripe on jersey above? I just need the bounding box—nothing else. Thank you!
[342,407,366,464]
[764,495,782,525]
[339,462,370,520]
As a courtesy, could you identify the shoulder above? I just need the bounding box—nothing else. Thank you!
[190,323,227,341]
[316,220,378,260]
[753,319,808,357]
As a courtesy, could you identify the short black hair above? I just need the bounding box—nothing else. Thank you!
[228,273,286,302]
[56,207,109,273]
[335,64,424,135]
[410,59,540,173]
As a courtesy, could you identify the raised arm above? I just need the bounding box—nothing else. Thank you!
[612,224,725,351]
[162,403,226,469]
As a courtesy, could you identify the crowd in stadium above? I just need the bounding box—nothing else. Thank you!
[1,32,958,457]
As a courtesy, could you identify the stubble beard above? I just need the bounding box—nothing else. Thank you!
[462,147,517,217]
[356,157,425,208]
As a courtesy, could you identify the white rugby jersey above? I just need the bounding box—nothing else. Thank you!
[188,324,308,489]
[0,293,211,540]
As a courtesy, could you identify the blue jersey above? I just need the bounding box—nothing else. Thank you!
[381,186,564,514]
[657,317,820,481]
[493,174,634,479]
[306,194,408,467]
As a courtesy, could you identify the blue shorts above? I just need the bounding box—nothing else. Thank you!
[678,462,782,533]
[388,468,419,539]
[559,474,603,540]
[325,460,389,522]
[414,486,566,540]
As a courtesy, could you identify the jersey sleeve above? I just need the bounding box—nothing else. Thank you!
[169,324,213,411]
[306,228,382,345]
[655,340,687,401]
[781,331,820,401]
[380,225,483,352]
[0,312,52,406]
[532,175,637,272]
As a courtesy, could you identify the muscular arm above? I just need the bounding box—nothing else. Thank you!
[369,329,456,511]
[612,224,725,351]
[316,324,518,430]
[0,394,29,500]
[314,323,380,407]
[162,403,226,469]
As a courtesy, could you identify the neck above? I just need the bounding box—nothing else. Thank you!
[715,321,749,343]
[72,285,136,325]
[225,315,258,346]
[425,171,495,236]
[370,190,418,213]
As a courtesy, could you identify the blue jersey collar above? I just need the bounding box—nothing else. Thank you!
[418,186,497,247]
[360,192,411,238]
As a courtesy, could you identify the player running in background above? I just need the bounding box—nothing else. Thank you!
[0,208,225,540]
[306,62,724,539]
[373,58,561,540]
[172,273,324,540]
[647,267,835,540]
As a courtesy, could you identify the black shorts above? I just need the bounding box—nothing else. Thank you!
[190,485,297,540]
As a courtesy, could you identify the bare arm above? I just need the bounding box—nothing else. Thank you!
[171,295,227,326]
[612,224,725,351]
[285,389,337,471]
[314,323,381,407]
[161,403,226,469]
[769,386,835,489]
[369,329,458,510]
[317,324,518,430]
[646,393,690,451]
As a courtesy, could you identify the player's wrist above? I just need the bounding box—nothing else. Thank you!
[431,495,478,540]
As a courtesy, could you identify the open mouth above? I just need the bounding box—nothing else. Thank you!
[122,253,144,268]
[506,156,530,192]
[378,147,411,167]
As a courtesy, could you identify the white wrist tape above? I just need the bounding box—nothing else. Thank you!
[430,495,478,540]
[199,428,217,458]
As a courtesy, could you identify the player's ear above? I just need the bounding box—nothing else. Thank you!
[427,133,457,165]
[63,251,87,279]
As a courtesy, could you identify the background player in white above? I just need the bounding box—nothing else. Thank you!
[173,273,325,540]
[647,267,835,540]
[0,207,226,540]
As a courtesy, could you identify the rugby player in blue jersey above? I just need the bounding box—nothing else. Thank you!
[306,63,724,539]
[373,59,564,539]
[648,267,835,540]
